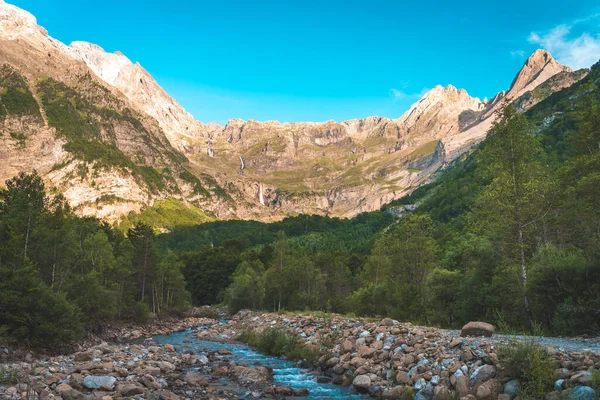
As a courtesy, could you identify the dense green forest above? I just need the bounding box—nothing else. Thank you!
[168,62,600,336]
[0,173,189,348]
[1,62,599,350]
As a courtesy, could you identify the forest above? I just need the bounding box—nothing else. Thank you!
[0,172,189,348]
[1,62,599,350]
[173,62,600,336]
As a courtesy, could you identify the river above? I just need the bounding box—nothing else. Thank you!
[144,327,367,399]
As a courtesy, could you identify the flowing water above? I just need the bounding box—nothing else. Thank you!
[145,328,366,399]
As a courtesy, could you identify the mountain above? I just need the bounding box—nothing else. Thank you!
[0,0,589,224]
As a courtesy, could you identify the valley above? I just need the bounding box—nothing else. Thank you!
[1,1,600,399]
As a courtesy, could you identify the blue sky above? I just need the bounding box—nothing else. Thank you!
[11,0,600,124]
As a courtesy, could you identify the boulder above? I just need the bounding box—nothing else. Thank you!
[568,386,598,400]
[61,389,86,400]
[470,365,496,383]
[73,351,93,362]
[503,379,519,399]
[456,375,470,398]
[396,370,412,385]
[117,384,145,396]
[232,366,272,384]
[433,385,454,400]
[185,372,208,386]
[460,322,495,337]
[475,379,499,400]
[82,375,116,390]
[352,374,372,393]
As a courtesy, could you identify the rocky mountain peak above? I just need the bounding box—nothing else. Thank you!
[395,84,483,135]
[0,0,46,39]
[69,41,132,85]
[68,40,221,147]
[508,49,572,98]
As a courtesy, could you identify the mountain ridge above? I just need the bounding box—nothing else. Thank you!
[0,0,590,224]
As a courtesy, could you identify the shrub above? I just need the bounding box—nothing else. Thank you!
[592,367,600,393]
[123,301,152,324]
[0,367,21,385]
[498,341,556,399]
[237,328,320,363]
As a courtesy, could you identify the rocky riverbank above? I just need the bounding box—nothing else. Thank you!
[1,310,599,399]
[208,311,600,400]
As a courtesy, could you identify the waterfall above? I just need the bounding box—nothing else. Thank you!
[259,183,265,206]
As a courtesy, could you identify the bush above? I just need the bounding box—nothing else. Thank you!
[24,284,84,349]
[0,367,21,385]
[237,328,320,363]
[123,301,152,324]
[498,341,556,399]
[592,367,600,393]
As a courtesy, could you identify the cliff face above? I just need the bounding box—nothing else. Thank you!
[0,0,589,222]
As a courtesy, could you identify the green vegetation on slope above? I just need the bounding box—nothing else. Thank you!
[0,65,42,122]
[36,77,186,194]
[120,197,215,232]
[0,172,190,349]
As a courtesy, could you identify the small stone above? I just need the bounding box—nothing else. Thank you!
[396,370,412,385]
[55,382,72,393]
[352,374,372,393]
[414,378,427,390]
[61,389,86,400]
[164,344,175,352]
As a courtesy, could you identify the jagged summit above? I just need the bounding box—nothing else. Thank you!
[394,84,484,137]
[0,0,43,38]
[508,49,572,98]
[69,41,133,85]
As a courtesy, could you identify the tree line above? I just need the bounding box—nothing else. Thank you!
[0,173,189,348]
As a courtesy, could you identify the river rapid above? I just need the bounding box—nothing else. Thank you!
[144,326,366,399]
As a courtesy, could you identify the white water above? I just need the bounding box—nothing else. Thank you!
[146,328,365,399]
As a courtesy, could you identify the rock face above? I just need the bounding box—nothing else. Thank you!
[0,0,589,222]
[68,41,221,148]
[461,322,495,337]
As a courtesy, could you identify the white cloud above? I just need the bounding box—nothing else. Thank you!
[390,88,407,100]
[528,21,600,69]
[389,87,431,102]
[511,49,525,58]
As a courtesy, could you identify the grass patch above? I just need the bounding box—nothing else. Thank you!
[237,328,320,363]
[592,367,600,393]
[120,198,214,232]
[408,140,440,160]
[9,131,26,147]
[498,341,556,399]
[0,367,21,385]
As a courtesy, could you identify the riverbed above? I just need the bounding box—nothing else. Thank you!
[144,327,366,399]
